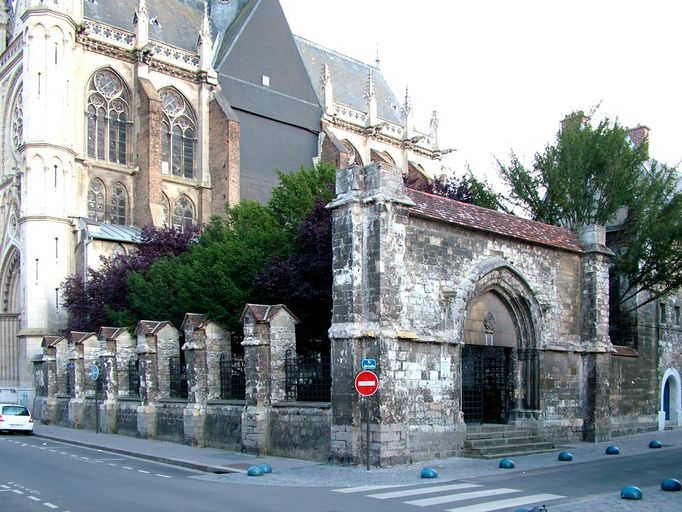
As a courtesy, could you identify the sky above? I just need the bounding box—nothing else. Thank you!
[280,0,682,187]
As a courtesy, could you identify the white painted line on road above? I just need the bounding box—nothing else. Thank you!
[27,496,41,502]
[44,502,59,509]
[12,489,24,494]
[108,463,117,466]
[445,493,566,512]
[333,484,412,493]
[1,484,10,489]
[122,466,133,470]
[0,490,11,493]
[156,474,171,478]
[48,449,57,453]
[138,470,150,474]
[368,483,481,499]
[407,488,521,507]
[58,452,67,455]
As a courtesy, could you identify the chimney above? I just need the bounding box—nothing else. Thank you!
[626,124,649,148]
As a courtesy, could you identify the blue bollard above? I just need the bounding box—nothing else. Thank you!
[247,465,264,476]
[420,467,438,478]
[558,451,573,461]
[620,485,643,500]
[648,439,663,449]
[605,445,620,455]
[499,458,515,469]
[259,463,272,474]
[661,478,682,492]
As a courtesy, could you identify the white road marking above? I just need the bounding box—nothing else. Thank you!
[445,493,566,512]
[28,495,41,502]
[368,483,481,499]
[407,488,520,506]
[12,489,24,494]
[156,474,171,478]
[138,470,149,474]
[333,484,410,493]
[122,466,133,470]
[44,502,59,509]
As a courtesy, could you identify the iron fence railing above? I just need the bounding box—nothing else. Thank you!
[284,350,331,402]
[169,356,188,399]
[219,354,246,400]
[128,359,140,397]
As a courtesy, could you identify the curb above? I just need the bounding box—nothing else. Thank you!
[33,433,241,474]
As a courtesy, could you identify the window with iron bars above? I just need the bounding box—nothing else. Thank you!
[219,354,246,400]
[169,356,188,399]
[284,350,331,402]
[128,359,140,397]
[66,362,75,397]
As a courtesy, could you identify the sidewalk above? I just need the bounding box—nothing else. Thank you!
[33,423,682,489]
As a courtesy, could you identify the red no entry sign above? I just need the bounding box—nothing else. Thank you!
[355,370,379,396]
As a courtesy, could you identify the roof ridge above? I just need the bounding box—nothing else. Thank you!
[294,34,380,72]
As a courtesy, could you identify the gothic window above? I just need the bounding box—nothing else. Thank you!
[86,70,129,164]
[87,179,105,222]
[109,184,127,225]
[11,89,23,153]
[172,196,194,232]
[160,89,196,179]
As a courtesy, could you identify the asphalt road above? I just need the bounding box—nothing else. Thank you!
[2,433,681,512]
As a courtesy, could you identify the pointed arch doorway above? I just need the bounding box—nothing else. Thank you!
[461,289,540,425]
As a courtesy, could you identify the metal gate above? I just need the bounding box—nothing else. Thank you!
[461,345,512,424]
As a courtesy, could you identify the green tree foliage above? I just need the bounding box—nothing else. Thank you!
[118,163,336,333]
[497,108,682,310]
[404,170,501,210]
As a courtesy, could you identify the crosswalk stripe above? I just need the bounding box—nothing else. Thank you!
[445,493,565,512]
[368,483,481,499]
[333,484,410,493]
[406,488,520,507]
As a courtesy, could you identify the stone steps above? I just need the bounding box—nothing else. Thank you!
[463,424,555,459]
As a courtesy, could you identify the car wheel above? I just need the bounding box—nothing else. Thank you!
[22,430,33,436]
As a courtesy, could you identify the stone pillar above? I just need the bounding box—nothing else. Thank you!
[327,163,463,466]
[240,304,298,455]
[69,336,85,428]
[99,337,118,433]
[181,314,209,446]
[209,95,240,215]
[577,224,614,442]
[39,336,61,424]
[136,328,159,439]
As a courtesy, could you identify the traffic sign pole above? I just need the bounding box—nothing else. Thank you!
[355,370,379,470]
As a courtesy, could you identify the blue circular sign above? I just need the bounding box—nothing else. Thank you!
[90,364,100,381]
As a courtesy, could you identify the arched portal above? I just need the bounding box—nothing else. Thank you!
[0,248,21,386]
[453,259,543,425]
[659,369,682,430]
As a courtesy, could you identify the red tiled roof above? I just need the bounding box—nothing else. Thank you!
[69,331,97,344]
[98,327,127,340]
[406,189,583,253]
[136,320,171,335]
[181,313,208,330]
[42,335,64,348]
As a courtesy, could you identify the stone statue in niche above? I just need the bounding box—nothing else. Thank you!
[484,312,495,346]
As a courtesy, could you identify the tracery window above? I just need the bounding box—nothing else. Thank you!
[87,179,105,221]
[86,70,129,164]
[11,89,23,153]
[160,89,196,179]
[172,196,194,232]
[109,184,127,225]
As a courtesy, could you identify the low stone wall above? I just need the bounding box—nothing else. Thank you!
[155,401,186,443]
[269,403,332,461]
[117,400,139,436]
[204,402,244,450]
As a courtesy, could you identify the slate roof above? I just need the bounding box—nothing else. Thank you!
[406,189,583,253]
[82,219,141,244]
[42,336,65,348]
[98,327,128,340]
[69,331,98,344]
[84,0,205,52]
[295,36,403,124]
[136,320,172,335]
[240,304,299,324]
[181,313,209,330]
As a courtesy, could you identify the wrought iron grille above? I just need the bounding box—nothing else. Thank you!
[517,348,540,410]
[169,356,188,399]
[284,350,331,402]
[66,362,74,396]
[128,359,140,397]
[219,354,245,400]
[461,345,511,424]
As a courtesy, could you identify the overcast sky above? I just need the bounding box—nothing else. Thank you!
[280,0,681,186]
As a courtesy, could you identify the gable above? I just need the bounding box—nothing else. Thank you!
[216,0,321,132]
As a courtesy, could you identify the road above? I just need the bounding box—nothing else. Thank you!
[1,433,681,512]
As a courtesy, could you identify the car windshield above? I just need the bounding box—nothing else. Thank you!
[1,406,29,416]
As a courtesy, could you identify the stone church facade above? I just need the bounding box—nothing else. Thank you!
[0,0,447,406]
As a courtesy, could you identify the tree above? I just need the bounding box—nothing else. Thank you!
[404,170,501,210]
[497,108,682,311]
[61,225,198,332]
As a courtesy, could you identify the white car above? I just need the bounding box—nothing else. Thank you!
[0,404,34,434]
